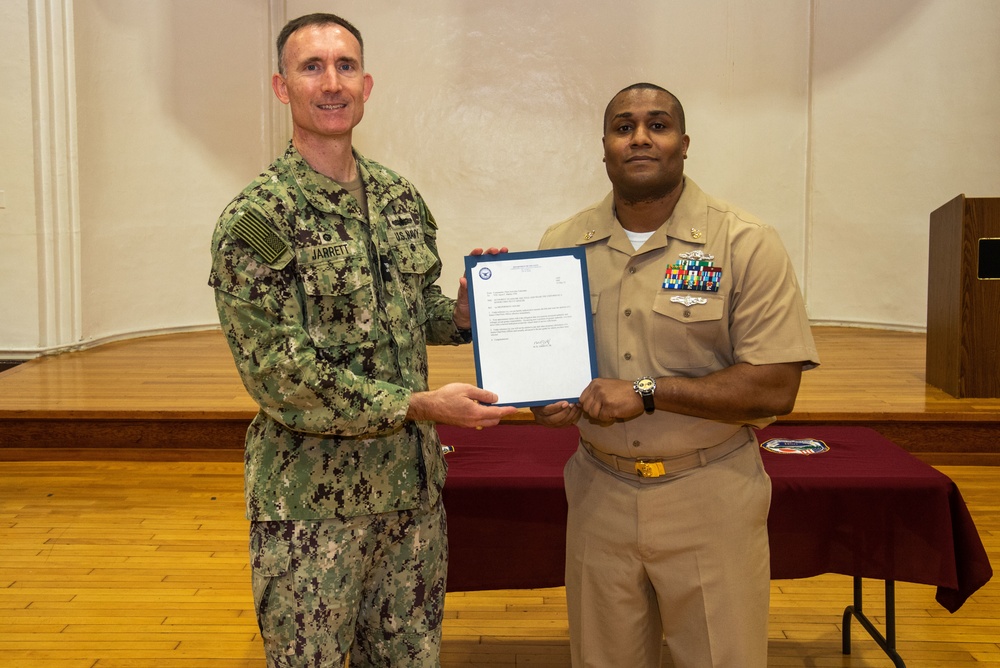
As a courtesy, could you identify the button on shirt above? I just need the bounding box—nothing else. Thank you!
[538,178,819,459]
[209,144,467,521]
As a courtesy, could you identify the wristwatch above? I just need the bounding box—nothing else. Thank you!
[633,376,656,414]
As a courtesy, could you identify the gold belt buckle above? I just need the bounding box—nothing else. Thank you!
[635,460,666,478]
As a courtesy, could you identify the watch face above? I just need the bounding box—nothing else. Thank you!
[635,377,655,393]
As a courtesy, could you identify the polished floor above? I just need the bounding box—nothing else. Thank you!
[0,458,996,667]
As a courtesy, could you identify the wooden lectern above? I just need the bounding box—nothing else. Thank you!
[925,195,1000,397]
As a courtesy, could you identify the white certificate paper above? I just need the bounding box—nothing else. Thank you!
[464,248,597,407]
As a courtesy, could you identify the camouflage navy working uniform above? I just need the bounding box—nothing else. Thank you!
[209,142,467,667]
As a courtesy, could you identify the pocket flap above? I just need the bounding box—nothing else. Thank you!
[250,526,291,578]
[300,257,373,297]
[652,292,725,323]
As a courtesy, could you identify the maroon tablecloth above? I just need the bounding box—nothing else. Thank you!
[438,424,993,612]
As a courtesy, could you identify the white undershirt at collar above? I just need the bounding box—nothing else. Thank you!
[624,228,655,251]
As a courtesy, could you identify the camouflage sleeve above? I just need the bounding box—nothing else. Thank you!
[415,196,467,346]
[211,206,411,438]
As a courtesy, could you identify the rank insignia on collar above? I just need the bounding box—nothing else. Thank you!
[584,230,595,240]
[663,250,722,292]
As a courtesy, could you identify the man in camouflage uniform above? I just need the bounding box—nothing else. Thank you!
[208,13,515,667]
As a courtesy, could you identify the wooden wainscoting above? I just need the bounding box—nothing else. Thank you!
[1,326,999,463]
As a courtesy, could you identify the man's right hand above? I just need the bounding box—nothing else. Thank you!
[407,383,518,429]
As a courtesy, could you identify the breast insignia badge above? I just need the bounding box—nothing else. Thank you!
[670,295,708,307]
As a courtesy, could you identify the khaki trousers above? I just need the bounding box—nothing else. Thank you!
[564,439,771,668]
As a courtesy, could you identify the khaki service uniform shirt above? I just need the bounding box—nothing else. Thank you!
[539,178,819,459]
[209,144,466,521]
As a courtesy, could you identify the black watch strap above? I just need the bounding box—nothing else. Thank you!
[633,376,656,414]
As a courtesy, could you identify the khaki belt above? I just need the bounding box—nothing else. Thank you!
[581,429,751,479]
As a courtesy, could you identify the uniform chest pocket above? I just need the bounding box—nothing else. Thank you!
[298,256,376,347]
[650,292,726,369]
[389,241,437,317]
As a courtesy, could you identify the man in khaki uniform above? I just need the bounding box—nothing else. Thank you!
[533,83,819,667]
[209,13,515,667]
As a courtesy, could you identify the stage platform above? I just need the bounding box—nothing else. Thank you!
[1,326,998,464]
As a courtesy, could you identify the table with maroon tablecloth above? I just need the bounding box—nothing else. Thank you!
[438,423,992,614]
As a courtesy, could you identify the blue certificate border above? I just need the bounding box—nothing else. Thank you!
[463,247,598,408]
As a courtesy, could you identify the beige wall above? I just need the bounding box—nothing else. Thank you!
[1,0,998,356]
[0,0,40,350]
[73,0,275,343]
[808,0,1000,327]
[333,0,811,312]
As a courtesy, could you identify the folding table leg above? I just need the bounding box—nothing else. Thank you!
[842,577,906,667]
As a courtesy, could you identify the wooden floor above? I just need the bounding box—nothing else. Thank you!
[0,459,997,667]
[0,326,999,666]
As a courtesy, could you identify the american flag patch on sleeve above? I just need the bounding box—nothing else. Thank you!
[230,207,288,264]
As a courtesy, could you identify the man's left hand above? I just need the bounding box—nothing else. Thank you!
[454,246,508,330]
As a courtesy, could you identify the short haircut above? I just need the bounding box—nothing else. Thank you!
[603,83,686,134]
[276,13,364,75]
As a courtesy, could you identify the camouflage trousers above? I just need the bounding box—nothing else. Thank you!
[249,500,448,667]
